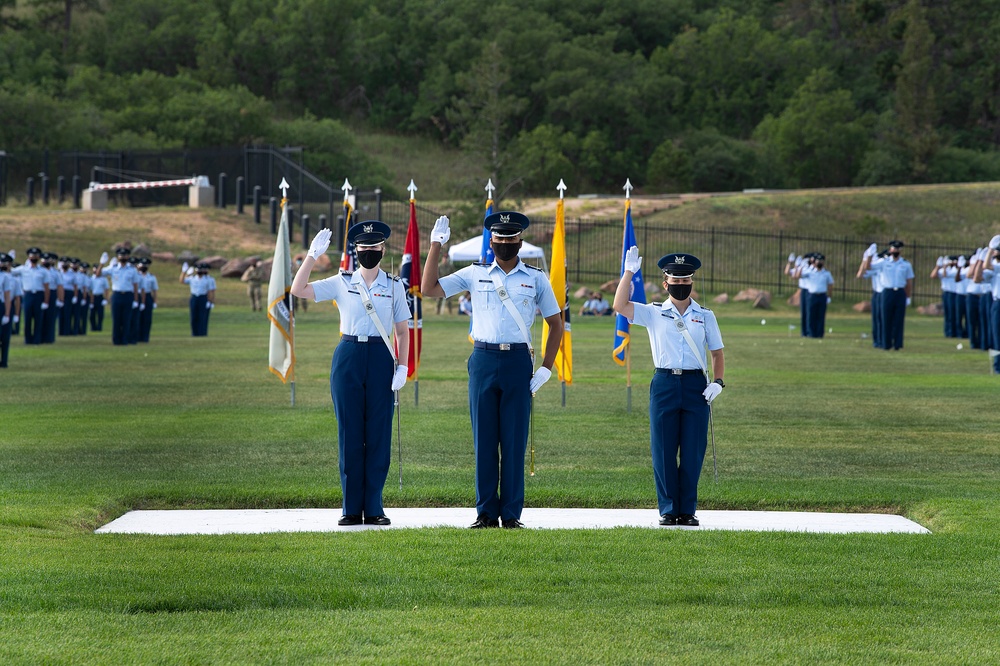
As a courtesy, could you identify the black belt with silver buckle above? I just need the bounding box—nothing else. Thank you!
[341,334,375,342]
[655,368,702,375]
[474,341,528,351]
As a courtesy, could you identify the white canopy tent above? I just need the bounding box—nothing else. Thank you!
[447,235,548,272]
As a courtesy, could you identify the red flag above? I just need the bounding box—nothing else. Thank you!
[398,199,422,378]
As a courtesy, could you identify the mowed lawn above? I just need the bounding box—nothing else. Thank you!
[2,296,999,664]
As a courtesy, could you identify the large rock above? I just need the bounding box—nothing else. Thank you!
[221,255,261,278]
[713,293,729,304]
[132,243,151,258]
[573,286,592,300]
[853,300,871,313]
[152,251,176,263]
[599,279,618,293]
[200,255,228,269]
[177,250,200,264]
[733,288,764,303]
[917,302,944,316]
[752,291,772,309]
[787,290,801,306]
[293,252,333,273]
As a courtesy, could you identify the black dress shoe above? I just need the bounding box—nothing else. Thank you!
[364,515,391,526]
[501,518,524,529]
[676,514,700,526]
[659,514,677,526]
[338,514,362,526]
[470,515,500,529]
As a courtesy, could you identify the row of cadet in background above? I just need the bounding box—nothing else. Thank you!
[0,246,219,368]
[783,235,1000,366]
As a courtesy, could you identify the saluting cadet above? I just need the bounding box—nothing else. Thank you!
[98,247,140,346]
[180,262,216,336]
[74,260,89,335]
[785,253,813,336]
[857,244,884,348]
[0,253,12,368]
[292,222,410,526]
[137,258,157,342]
[12,247,49,344]
[40,252,62,344]
[802,253,834,338]
[931,256,955,338]
[58,256,77,337]
[6,257,22,337]
[90,263,108,332]
[614,248,725,527]
[421,212,563,529]
[126,256,143,344]
[860,240,914,350]
[972,238,1000,373]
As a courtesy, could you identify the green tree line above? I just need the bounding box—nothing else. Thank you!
[2,0,1000,196]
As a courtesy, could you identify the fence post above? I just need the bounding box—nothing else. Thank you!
[253,186,262,223]
[57,176,66,204]
[375,188,383,221]
[269,197,278,234]
[72,175,81,209]
[26,177,34,206]
[235,177,245,214]
[301,214,310,249]
[287,205,295,239]
[217,173,227,208]
[40,174,49,205]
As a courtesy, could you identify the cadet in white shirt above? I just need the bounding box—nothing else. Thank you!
[859,240,914,350]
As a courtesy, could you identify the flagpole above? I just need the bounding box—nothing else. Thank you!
[626,341,632,414]
[280,183,295,407]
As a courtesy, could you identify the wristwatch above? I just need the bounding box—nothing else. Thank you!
[713,378,725,388]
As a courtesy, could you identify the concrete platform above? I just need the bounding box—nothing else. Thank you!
[95,508,929,535]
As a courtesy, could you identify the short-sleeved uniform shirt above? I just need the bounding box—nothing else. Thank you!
[183,274,216,296]
[104,261,140,292]
[802,268,834,294]
[310,270,410,337]
[438,260,559,344]
[630,299,724,370]
[871,257,914,289]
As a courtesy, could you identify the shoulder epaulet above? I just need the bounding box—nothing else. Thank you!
[702,306,713,312]
[523,263,543,271]
[651,301,661,307]
[472,261,489,267]
[390,274,401,282]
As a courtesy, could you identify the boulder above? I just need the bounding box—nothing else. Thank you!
[201,255,228,269]
[293,252,333,272]
[852,300,871,313]
[599,279,618,292]
[751,291,771,309]
[131,243,151,258]
[712,293,729,304]
[733,288,763,303]
[177,250,200,264]
[917,302,944,316]
[573,286,592,300]
[152,251,176,263]
[786,290,801,306]
[260,258,273,281]
[220,256,261,278]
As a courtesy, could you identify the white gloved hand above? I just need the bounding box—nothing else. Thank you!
[958,256,966,268]
[1,316,8,325]
[8,249,15,259]
[71,296,78,305]
[89,304,93,309]
[206,301,213,309]
[12,315,19,323]
[703,381,723,404]
[936,256,944,267]
[906,297,912,307]
[623,246,642,274]
[55,300,63,307]
[529,366,552,394]
[794,256,803,267]
[863,243,877,259]
[153,303,157,309]
[181,261,189,273]
[788,252,796,263]
[186,267,195,276]
[308,228,332,260]
[391,365,407,391]
[431,216,451,244]
[989,234,1000,250]
[139,303,145,311]
[827,296,832,304]
[99,252,109,265]
[132,301,139,309]
[41,302,49,310]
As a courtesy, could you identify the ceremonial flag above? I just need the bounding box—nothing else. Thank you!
[543,196,572,383]
[469,197,495,342]
[268,199,294,382]
[399,198,422,378]
[339,199,356,272]
[613,199,645,365]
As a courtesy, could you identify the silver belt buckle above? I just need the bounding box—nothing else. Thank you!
[357,335,368,342]
[671,368,683,375]
[499,343,511,351]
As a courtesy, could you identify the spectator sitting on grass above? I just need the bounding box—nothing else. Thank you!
[579,291,610,316]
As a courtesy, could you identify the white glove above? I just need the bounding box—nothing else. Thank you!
[958,256,966,268]
[41,302,49,310]
[826,297,831,304]
[1,316,8,325]
[623,246,642,274]
[89,304,93,309]
[132,301,139,309]
[936,256,944,267]
[8,249,14,259]
[71,296,78,304]
[431,216,451,244]
[906,297,912,307]
[391,366,407,391]
[787,252,796,263]
[981,248,991,262]
[529,366,552,394]
[186,267,195,276]
[794,256,803,267]
[206,301,213,309]
[863,243,877,259]
[99,252,108,265]
[12,315,19,323]
[181,261,189,273]
[153,303,157,309]
[990,234,1000,250]
[139,303,145,311]
[308,228,332,260]
[703,382,723,403]
[56,300,64,307]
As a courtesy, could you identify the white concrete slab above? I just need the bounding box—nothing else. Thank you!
[95,508,929,535]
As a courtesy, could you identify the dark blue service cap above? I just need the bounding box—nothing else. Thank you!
[888,240,904,248]
[115,246,131,255]
[814,253,826,261]
[138,257,151,265]
[348,220,391,246]
[26,246,42,255]
[657,252,702,278]
[42,252,58,260]
[0,253,12,263]
[196,262,210,270]
[484,211,529,238]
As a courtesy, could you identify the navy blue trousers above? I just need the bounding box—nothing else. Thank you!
[807,292,828,338]
[42,301,57,343]
[0,319,10,367]
[942,291,954,337]
[90,296,105,331]
[139,300,153,342]
[59,299,75,336]
[982,295,994,350]
[955,294,968,339]
[992,300,1000,373]
[880,289,907,350]
[871,290,883,348]
[128,301,141,344]
[189,295,209,336]
[799,289,808,337]
[110,292,133,345]
[649,371,710,517]
[23,292,43,345]
[331,339,395,518]
[966,294,982,350]
[468,347,532,521]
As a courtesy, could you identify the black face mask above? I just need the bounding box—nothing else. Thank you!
[816,262,824,269]
[493,242,521,262]
[357,250,383,269]
[666,283,693,301]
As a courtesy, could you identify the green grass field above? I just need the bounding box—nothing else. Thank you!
[2,294,999,663]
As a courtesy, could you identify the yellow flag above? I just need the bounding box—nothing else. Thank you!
[543,197,572,383]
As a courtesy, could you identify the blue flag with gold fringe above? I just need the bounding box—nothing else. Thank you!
[613,200,645,365]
